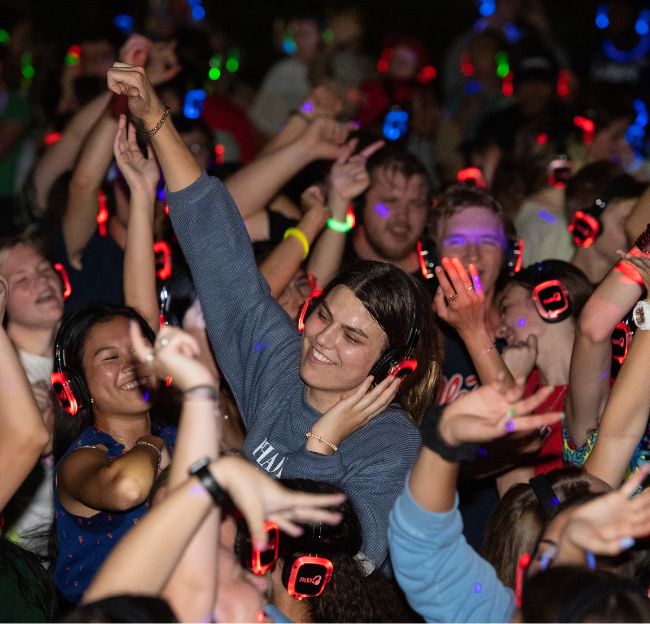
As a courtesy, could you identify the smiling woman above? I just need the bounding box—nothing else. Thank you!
[51,304,175,605]
[104,62,444,572]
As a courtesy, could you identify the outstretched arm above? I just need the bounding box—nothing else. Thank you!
[567,246,645,447]
[32,91,113,215]
[114,115,160,330]
[83,455,345,605]
[307,139,384,288]
[259,186,329,298]
[62,102,118,267]
[0,276,49,510]
[583,254,650,487]
[225,117,354,239]
[390,379,558,623]
[130,323,220,620]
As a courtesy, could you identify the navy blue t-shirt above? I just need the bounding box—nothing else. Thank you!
[50,226,124,313]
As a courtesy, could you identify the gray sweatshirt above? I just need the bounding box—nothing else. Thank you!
[168,172,421,569]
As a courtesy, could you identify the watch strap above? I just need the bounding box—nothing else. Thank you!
[189,456,227,506]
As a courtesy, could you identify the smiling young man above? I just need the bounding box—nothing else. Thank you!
[341,147,435,292]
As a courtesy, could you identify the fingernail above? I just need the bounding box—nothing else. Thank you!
[585,550,596,570]
[253,539,267,551]
[505,420,516,433]
[619,536,635,550]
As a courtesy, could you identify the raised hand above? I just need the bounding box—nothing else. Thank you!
[130,322,216,392]
[299,117,359,162]
[113,114,160,199]
[298,185,331,234]
[329,139,385,204]
[212,455,346,544]
[307,375,402,452]
[534,465,650,574]
[438,376,560,447]
[118,35,181,86]
[299,83,344,120]
[107,63,164,126]
[434,256,486,334]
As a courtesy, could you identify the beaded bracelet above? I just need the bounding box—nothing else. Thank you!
[306,431,338,452]
[134,440,162,469]
[284,227,310,260]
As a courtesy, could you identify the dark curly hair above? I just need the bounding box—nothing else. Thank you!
[279,479,415,623]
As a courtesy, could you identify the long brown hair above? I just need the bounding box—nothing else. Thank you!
[322,260,442,423]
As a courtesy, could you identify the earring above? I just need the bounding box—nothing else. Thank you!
[90,398,94,405]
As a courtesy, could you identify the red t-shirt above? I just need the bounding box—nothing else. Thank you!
[524,369,568,475]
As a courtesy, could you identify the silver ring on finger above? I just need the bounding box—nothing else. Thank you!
[158,335,170,347]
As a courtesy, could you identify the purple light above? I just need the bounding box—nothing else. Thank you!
[474,582,482,593]
[478,446,488,457]
[300,101,314,113]
[599,370,609,381]
[142,390,151,402]
[538,209,557,224]
[254,342,268,352]
[552,495,560,506]
[517,317,526,327]
[374,203,390,218]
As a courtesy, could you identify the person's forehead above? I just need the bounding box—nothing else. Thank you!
[370,167,427,196]
[1,243,45,274]
[441,206,505,233]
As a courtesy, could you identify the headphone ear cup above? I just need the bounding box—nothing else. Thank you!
[66,369,92,409]
[369,349,400,382]
[281,553,298,590]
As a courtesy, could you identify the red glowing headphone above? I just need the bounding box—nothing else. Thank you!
[51,341,92,417]
[281,524,334,600]
[53,263,72,301]
[235,520,280,576]
[568,175,646,248]
[531,279,571,323]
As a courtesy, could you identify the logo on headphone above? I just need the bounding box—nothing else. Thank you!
[531,279,571,322]
[284,556,333,600]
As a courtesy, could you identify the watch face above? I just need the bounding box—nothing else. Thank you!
[635,303,647,327]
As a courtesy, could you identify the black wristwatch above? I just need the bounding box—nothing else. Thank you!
[189,456,227,507]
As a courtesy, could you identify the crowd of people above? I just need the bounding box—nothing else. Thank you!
[3,0,650,621]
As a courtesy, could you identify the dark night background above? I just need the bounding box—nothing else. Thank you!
[0,0,603,83]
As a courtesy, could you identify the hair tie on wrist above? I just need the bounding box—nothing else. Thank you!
[284,227,310,260]
[419,404,478,462]
[184,385,219,401]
